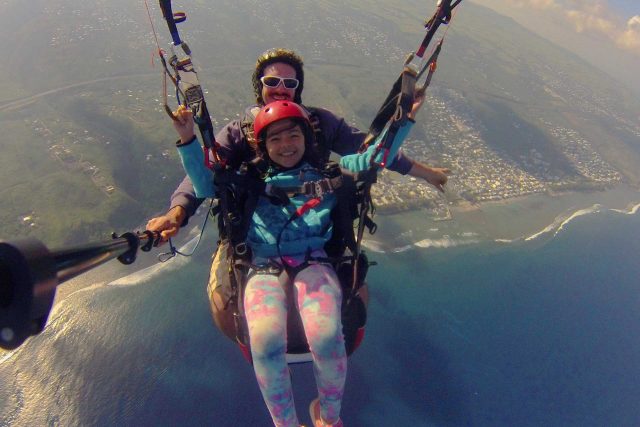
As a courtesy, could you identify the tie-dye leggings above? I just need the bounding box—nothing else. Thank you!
[244,260,347,427]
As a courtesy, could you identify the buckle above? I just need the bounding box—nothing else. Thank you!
[303,182,315,197]
[234,242,247,256]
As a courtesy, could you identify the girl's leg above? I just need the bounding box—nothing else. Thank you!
[245,273,298,427]
[294,264,347,424]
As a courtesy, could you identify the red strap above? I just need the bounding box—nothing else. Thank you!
[379,148,390,168]
[204,148,212,169]
[203,147,225,170]
[295,198,321,217]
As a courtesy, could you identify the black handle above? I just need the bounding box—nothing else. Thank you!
[0,231,157,350]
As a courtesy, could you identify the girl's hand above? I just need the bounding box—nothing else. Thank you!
[407,87,427,121]
[172,105,196,144]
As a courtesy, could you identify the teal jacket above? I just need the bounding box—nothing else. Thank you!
[176,121,414,258]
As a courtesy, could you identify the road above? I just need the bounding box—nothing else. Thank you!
[0,73,158,112]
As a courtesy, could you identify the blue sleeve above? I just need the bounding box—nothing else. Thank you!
[339,121,414,173]
[169,119,245,223]
[176,139,216,198]
[311,106,414,174]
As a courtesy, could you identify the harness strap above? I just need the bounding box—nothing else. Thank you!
[306,108,331,164]
[362,215,377,235]
[415,38,443,90]
[360,0,462,161]
[282,250,343,280]
[241,258,283,279]
[154,0,222,166]
[360,65,417,166]
[416,0,462,58]
[239,106,261,148]
[264,174,343,201]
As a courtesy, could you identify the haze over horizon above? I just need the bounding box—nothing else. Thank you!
[471,0,640,95]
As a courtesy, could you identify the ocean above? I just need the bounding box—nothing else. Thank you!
[1,199,639,426]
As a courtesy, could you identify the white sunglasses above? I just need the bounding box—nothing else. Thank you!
[260,76,300,89]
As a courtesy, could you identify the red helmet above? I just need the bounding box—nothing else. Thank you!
[253,101,310,141]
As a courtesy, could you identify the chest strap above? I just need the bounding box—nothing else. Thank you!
[265,174,343,202]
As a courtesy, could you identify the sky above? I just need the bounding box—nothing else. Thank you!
[471,0,640,93]
[472,0,639,53]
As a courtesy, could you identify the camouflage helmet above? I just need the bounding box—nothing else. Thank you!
[252,48,304,105]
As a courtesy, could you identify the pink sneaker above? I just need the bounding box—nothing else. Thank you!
[309,398,344,427]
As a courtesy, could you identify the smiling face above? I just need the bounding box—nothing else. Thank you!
[264,118,306,168]
[260,62,297,105]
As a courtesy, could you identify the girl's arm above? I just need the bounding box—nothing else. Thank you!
[338,121,414,173]
[339,88,426,173]
[172,106,216,198]
[176,137,216,198]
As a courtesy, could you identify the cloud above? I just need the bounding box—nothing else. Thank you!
[506,0,559,9]
[617,15,640,51]
[504,0,640,55]
[528,0,559,9]
[565,5,616,34]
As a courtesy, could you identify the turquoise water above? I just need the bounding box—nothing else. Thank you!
[1,203,639,426]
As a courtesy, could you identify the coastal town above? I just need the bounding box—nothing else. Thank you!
[21,84,629,229]
[17,79,630,234]
[9,0,639,233]
[6,0,637,238]
[369,94,624,216]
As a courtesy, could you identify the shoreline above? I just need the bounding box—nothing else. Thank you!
[451,184,640,240]
[370,184,640,245]
[51,185,640,301]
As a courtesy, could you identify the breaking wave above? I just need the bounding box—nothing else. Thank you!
[496,200,640,244]
[362,197,640,252]
[493,204,601,243]
[525,204,602,241]
[361,239,387,253]
[610,201,640,215]
[363,234,480,252]
[415,235,480,249]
